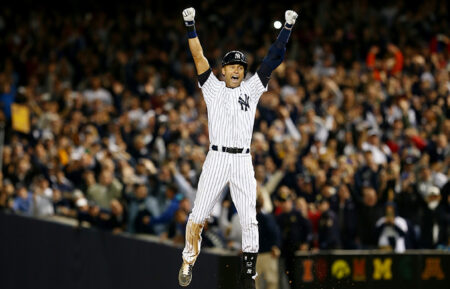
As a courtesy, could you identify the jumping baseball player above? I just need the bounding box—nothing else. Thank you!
[179,7,298,288]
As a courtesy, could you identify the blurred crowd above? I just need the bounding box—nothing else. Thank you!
[0,1,449,280]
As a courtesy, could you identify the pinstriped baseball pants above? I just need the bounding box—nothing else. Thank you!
[182,150,259,264]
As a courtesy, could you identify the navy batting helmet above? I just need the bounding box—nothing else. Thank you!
[222,50,248,72]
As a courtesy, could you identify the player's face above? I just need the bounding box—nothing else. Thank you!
[222,64,245,88]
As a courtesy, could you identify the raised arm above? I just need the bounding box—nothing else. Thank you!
[182,8,210,75]
[257,10,298,87]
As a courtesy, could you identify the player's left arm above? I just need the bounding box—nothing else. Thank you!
[256,10,298,87]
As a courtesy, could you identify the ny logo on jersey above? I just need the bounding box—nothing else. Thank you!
[238,94,250,111]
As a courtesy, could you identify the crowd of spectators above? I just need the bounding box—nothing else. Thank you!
[0,0,449,274]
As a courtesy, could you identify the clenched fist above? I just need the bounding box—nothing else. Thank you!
[285,10,298,25]
[182,7,196,23]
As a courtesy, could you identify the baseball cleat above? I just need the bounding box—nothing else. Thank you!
[240,275,256,289]
[178,261,193,287]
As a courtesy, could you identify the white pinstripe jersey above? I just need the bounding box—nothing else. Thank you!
[200,72,267,148]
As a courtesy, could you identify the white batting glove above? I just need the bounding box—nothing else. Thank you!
[285,10,298,26]
[182,7,196,24]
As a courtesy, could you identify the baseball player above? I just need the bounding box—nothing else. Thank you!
[179,7,298,288]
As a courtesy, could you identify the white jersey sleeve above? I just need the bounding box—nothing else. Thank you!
[199,70,223,104]
[242,73,268,103]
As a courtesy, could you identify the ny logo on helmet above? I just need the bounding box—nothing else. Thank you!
[235,53,241,59]
[238,94,250,111]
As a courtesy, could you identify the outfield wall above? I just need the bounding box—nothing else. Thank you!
[0,212,448,289]
[0,212,240,289]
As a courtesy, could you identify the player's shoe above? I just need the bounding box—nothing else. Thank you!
[240,274,256,289]
[178,261,193,287]
[241,278,256,289]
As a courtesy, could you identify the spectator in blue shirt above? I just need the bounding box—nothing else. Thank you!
[13,185,33,215]
[0,77,15,119]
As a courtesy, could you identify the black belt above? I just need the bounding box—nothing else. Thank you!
[211,145,250,154]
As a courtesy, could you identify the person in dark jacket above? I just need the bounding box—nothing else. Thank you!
[356,186,384,248]
[421,186,449,248]
[276,186,312,288]
[354,151,380,199]
[103,199,127,233]
[331,184,358,249]
[255,195,281,289]
[318,198,341,249]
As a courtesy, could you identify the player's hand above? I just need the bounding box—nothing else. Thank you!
[182,7,196,22]
[285,10,298,25]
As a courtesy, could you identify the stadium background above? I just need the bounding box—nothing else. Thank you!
[0,0,449,288]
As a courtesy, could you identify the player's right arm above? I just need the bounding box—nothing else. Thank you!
[182,8,210,75]
[183,7,221,102]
